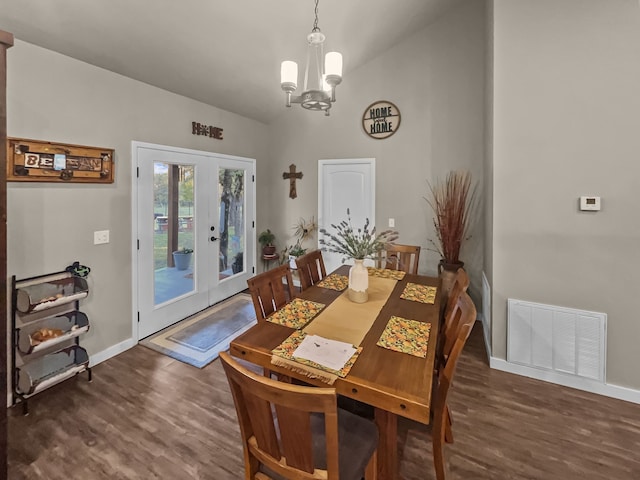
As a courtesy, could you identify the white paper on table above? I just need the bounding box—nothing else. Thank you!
[292,334,357,371]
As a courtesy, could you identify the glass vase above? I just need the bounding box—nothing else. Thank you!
[348,259,369,303]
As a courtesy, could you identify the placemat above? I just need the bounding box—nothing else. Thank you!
[366,267,406,281]
[376,316,431,358]
[316,273,349,291]
[267,298,325,329]
[271,330,362,384]
[400,282,437,304]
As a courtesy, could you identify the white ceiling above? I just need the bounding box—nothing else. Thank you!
[0,0,464,123]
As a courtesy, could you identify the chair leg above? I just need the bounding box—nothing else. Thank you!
[432,410,448,480]
[433,432,446,480]
[364,449,378,480]
[444,404,454,444]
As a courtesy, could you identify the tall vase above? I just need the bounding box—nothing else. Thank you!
[348,259,369,303]
[438,259,464,303]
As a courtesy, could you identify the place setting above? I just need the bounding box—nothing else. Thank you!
[266,297,326,329]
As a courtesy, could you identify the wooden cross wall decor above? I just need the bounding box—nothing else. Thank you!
[282,164,303,199]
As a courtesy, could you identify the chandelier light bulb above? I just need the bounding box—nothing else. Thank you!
[325,52,342,79]
[281,61,298,91]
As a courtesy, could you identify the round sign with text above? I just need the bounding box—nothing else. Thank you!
[362,101,401,139]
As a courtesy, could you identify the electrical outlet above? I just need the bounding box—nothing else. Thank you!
[388,218,395,228]
[94,230,110,245]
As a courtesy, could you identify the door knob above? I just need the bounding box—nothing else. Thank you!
[210,236,219,242]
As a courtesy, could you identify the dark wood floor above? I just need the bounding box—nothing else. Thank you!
[8,323,640,479]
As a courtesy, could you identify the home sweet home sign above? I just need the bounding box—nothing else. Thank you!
[362,100,401,140]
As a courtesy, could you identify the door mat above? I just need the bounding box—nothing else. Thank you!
[140,294,256,368]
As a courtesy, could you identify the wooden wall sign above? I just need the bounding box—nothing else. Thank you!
[362,100,401,139]
[7,138,115,184]
[192,121,223,140]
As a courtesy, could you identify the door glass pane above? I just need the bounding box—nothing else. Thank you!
[154,162,195,305]
[218,167,245,281]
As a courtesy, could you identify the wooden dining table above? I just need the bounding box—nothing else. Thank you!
[229,265,442,480]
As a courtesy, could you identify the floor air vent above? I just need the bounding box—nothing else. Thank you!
[507,299,606,382]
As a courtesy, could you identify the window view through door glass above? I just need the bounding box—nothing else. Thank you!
[154,162,195,305]
[218,168,245,281]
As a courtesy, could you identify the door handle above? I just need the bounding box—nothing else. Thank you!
[210,236,219,242]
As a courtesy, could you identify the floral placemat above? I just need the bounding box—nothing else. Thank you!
[366,267,406,281]
[267,298,325,329]
[400,283,437,304]
[316,273,349,291]
[271,330,362,384]
[376,316,431,358]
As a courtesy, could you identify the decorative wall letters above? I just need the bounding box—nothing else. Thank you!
[192,121,223,140]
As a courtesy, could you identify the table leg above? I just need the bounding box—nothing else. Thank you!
[375,408,398,480]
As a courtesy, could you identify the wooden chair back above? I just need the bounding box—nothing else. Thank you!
[431,292,476,480]
[431,292,477,480]
[247,264,295,323]
[441,268,470,343]
[379,243,421,274]
[219,351,343,480]
[295,250,327,291]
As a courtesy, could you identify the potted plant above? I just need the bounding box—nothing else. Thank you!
[283,216,318,268]
[258,229,276,256]
[320,209,398,303]
[172,247,194,271]
[286,243,307,269]
[425,170,477,289]
[232,251,243,274]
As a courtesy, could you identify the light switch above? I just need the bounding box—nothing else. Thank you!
[579,196,601,211]
[94,230,110,244]
[388,218,395,228]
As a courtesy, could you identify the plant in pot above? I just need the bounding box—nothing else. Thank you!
[282,216,318,268]
[258,229,276,256]
[232,251,243,274]
[285,243,307,269]
[320,209,398,303]
[425,170,477,291]
[172,247,194,271]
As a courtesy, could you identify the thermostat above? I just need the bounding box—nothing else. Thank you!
[580,196,601,211]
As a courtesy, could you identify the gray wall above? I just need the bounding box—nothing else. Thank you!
[7,40,269,359]
[268,0,486,299]
[491,0,640,389]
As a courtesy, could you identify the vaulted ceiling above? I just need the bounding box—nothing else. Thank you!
[0,0,465,123]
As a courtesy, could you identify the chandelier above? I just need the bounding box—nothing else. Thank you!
[280,0,343,116]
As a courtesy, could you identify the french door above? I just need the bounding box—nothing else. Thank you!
[134,142,255,339]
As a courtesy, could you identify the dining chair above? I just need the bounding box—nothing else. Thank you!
[246,264,296,323]
[430,291,477,480]
[441,267,470,342]
[379,243,421,274]
[295,249,327,291]
[219,351,378,480]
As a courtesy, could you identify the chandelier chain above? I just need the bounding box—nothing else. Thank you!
[312,0,320,32]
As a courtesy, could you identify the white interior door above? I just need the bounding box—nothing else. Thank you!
[134,142,255,339]
[318,159,375,273]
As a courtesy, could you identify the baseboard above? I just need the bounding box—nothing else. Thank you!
[89,337,137,367]
[490,357,640,405]
[479,313,492,361]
